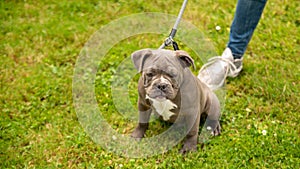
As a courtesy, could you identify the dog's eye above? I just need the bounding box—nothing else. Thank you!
[169,72,177,78]
[168,69,178,78]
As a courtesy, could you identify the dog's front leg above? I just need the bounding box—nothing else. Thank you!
[179,111,201,154]
[131,109,151,140]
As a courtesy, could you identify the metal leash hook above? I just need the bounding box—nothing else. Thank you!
[161,34,179,50]
[159,0,188,51]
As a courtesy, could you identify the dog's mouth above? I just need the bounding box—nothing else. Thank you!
[145,81,177,101]
[145,86,177,102]
[146,94,166,102]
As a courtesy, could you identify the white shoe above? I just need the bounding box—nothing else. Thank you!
[197,48,243,90]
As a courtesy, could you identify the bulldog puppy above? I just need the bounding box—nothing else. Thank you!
[131,49,221,153]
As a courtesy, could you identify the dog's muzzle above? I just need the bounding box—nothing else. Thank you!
[147,76,174,99]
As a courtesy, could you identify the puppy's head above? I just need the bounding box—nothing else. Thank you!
[131,49,194,101]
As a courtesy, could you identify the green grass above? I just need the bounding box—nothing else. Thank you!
[1,0,299,168]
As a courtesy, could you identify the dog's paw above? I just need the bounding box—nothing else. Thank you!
[130,136,142,142]
[131,123,148,140]
[179,143,197,154]
[131,129,144,140]
[213,122,221,136]
[205,119,221,136]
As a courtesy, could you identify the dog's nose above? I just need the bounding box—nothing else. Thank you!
[157,83,168,91]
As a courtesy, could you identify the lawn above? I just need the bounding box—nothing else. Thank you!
[1,0,299,168]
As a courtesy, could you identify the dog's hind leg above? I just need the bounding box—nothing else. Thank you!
[203,93,221,136]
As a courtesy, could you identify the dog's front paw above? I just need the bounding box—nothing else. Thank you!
[131,123,149,140]
[131,129,144,141]
[179,136,198,154]
[179,142,197,154]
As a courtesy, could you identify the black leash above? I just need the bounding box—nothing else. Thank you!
[159,0,188,51]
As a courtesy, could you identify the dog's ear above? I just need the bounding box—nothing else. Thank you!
[175,50,195,69]
[131,49,153,72]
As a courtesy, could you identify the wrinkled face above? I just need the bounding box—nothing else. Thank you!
[143,66,180,100]
[131,49,195,101]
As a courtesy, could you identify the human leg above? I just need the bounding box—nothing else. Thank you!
[198,0,267,90]
[228,0,267,59]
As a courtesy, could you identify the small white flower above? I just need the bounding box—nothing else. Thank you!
[215,25,221,31]
[262,130,267,135]
[245,108,252,112]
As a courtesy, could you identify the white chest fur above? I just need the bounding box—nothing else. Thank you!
[146,95,177,121]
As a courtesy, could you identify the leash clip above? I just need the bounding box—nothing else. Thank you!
[164,36,174,47]
[163,36,180,51]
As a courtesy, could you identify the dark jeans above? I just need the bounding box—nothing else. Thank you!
[228,0,267,59]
